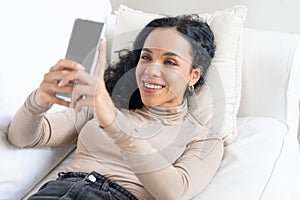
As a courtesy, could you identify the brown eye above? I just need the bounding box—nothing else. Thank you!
[165,60,177,66]
[140,54,151,61]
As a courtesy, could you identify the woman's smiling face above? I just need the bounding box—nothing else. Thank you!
[136,28,201,108]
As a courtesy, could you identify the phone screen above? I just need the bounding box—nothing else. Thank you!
[66,18,105,74]
[56,18,105,101]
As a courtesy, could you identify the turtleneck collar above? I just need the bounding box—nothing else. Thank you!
[142,99,188,123]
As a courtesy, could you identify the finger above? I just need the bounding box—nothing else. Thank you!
[70,84,95,108]
[51,59,84,72]
[74,96,94,112]
[56,84,74,94]
[39,84,71,107]
[94,38,107,78]
[75,83,96,97]
[49,66,57,72]
[58,69,96,87]
[50,95,71,107]
[43,70,71,84]
[57,70,79,87]
[40,81,73,99]
[76,70,97,86]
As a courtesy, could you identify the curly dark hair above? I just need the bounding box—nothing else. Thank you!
[104,14,216,109]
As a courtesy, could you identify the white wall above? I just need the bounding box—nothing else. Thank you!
[111,0,300,34]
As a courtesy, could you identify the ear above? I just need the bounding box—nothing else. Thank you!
[188,67,202,86]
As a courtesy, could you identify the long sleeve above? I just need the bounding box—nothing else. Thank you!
[137,138,224,200]
[7,89,93,148]
[102,109,224,200]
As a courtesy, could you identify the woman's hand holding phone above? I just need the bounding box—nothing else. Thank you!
[39,59,99,111]
[36,39,115,127]
[60,39,116,128]
[36,59,84,108]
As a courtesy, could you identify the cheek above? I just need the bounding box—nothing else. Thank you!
[135,62,150,82]
[135,64,143,82]
[166,71,189,92]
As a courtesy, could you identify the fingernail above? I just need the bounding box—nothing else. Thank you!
[101,37,106,43]
[58,80,63,87]
[76,64,85,71]
[99,37,106,51]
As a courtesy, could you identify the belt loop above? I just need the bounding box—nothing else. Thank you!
[100,180,110,191]
[58,172,66,178]
[85,172,110,192]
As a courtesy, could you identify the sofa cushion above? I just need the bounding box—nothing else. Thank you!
[238,28,300,138]
[194,117,300,200]
[108,5,247,145]
[0,131,75,200]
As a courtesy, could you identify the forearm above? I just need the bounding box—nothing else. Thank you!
[94,79,115,128]
[7,89,51,147]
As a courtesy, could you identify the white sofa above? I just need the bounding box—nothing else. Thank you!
[1,1,300,200]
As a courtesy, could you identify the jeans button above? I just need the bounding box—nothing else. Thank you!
[88,174,96,182]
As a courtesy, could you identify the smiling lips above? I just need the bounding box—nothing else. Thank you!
[142,81,165,93]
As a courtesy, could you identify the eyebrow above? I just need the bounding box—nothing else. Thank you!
[142,48,182,59]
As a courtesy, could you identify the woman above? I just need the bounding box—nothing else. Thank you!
[8,14,223,200]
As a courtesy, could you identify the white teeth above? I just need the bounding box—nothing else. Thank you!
[144,82,163,89]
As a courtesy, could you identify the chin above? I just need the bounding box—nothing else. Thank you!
[141,98,160,107]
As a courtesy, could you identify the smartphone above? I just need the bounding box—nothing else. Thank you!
[55,18,106,101]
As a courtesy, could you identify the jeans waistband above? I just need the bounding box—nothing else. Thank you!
[58,171,137,200]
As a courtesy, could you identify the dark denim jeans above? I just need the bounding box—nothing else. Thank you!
[27,171,138,200]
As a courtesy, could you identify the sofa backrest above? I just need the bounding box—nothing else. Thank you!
[238,28,300,136]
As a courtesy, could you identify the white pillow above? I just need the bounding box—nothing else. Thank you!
[109,5,247,145]
[108,5,164,63]
[0,0,111,199]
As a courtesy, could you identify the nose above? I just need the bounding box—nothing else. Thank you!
[144,62,162,77]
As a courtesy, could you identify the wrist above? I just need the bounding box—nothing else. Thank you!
[33,89,52,110]
[94,89,115,128]
[23,89,51,116]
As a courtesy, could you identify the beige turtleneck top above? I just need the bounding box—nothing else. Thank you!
[8,89,224,200]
